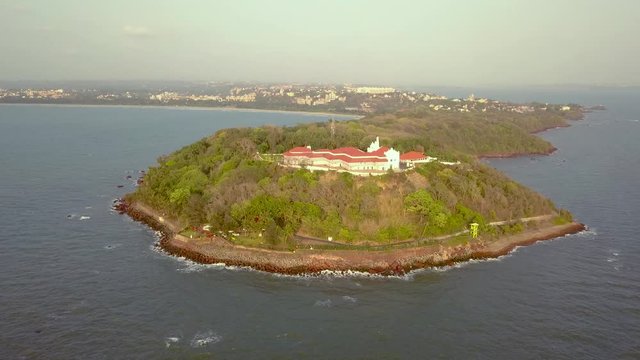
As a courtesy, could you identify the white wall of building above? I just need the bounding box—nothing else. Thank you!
[384,148,400,169]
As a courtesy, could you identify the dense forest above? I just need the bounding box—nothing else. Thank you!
[127,107,579,248]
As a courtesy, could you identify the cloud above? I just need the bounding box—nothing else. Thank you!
[123,25,154,37]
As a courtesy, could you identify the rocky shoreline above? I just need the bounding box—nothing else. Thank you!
[117,200,586,276]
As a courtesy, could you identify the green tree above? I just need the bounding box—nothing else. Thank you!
[169,187,190,206]
[404,189,450,235]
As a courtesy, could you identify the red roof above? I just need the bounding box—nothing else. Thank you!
[332,147,367,157]
[400,151,428,161]
[283,146,311,156]
[283,146,389,163]
[369,146,389,156]
[289,146,311,152]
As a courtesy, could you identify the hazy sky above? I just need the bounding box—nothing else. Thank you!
[1,0,638,86]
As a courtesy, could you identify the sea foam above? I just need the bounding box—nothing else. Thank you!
[190,330,222,347]
[164,336,180,348]
[314,299,332,307]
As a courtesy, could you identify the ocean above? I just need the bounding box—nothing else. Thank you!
[0,93,638,359]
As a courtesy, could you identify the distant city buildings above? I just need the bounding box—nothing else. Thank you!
[0,88,70,100]
[0,85,576,116]
[348,86,396,94]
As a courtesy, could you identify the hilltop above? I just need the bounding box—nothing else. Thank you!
[121,104,583,268]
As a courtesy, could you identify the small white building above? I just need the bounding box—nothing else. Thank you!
[399,151,436,168]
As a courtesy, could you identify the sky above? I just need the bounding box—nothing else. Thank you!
[1,0,639,87]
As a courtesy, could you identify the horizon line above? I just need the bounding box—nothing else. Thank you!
[1,80,639,89]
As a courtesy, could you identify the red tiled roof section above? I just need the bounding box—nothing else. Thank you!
[326,154,387,163]
[283,146,389,163]
[332,147,368,157]
[283,146,312,156]
[400,151,427,161]
[369,146,389,156]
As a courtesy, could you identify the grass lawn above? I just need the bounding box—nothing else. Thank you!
[232,235,267,247]
[180,228,199,239]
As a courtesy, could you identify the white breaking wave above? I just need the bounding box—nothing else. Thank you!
[568,228,598,237]
[164,336,180,348]
[190,331,222,347]
[177,261,226,273]
[342,295,357,303]
[314,269,413,281]
[409,253,511,275]
[149,243,229,272]
[314,299,332,307]
[607,249,623,271]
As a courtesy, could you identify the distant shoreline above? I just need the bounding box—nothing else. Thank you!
[122,200,585,276]
[0,102,361,118]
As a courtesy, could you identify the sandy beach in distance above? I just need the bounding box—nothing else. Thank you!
[0,102,361,119]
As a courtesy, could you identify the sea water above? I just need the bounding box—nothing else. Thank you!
[0,94,638,358]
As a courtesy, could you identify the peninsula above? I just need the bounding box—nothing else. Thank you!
[0,82,587,117]
[118,94,587,275]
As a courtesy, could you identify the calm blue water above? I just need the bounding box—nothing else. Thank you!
[0,98,638,359]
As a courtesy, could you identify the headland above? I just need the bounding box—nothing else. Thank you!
[116,93,593,276]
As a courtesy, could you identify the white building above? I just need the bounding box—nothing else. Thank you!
[351,87,396,95]
[282,137,401,176]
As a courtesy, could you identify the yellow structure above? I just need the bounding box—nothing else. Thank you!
[470,223,479,238]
